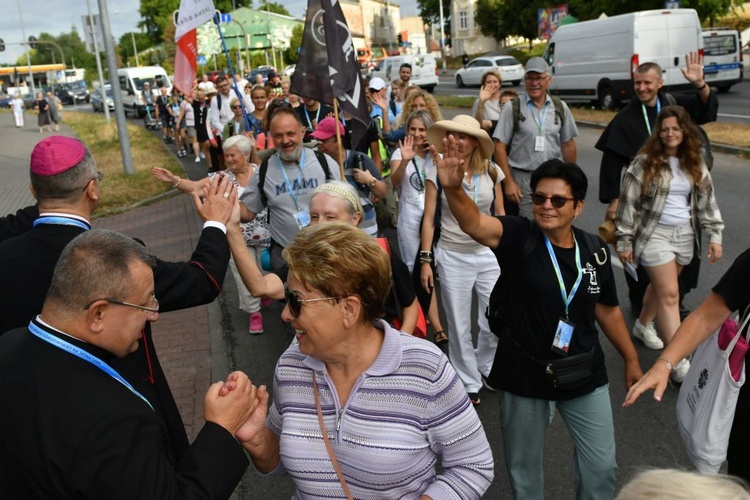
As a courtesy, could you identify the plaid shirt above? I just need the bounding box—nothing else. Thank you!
[615,154,723,264]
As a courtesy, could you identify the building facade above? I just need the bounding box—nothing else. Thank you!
[450,0,498,56]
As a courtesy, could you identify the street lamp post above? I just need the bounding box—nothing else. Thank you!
[15,0,35,96]
[131,31,139,66]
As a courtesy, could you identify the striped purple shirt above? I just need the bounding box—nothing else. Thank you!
[265,321,494,499]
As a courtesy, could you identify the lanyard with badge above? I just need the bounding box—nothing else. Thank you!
[412,156,427,210]
[28,320,155,411]
[544,234,583,356]
[304,107,321,132]
[278,149,311,228]
[462,174,480,204]
[641,99,661,136]
[528,100,549,152]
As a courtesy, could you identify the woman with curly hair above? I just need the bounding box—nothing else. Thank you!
[616,105,723,383]
[394,89,442,130]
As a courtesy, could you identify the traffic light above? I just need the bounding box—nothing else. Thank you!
[0,38,5,52]
[397,33,403,45]
[28,36,38,49]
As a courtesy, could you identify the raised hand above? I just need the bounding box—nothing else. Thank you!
[193,173,236,224]
[151,166,175,184]
[478,84,495,103]
[371,92,388,111]
[398,135,416,162]
[430,135,464,190]
[680,51,705,85]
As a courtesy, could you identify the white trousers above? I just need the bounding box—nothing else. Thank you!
[228,247,262,314]
[435,245,500,393]
[13,110,24,127]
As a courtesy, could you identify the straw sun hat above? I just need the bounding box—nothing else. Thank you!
[427,115,494,160]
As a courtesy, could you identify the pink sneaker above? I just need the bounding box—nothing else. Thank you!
[249,312,264,335]
[261,298,274,309]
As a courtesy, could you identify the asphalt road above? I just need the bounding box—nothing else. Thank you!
[221,125,750,498]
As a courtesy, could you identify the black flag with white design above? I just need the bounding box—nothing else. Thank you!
[291,0,371,148]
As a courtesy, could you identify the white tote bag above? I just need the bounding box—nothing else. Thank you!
[676,308,750,473]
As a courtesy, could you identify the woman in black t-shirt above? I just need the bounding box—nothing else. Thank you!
[431,152,643,500]
[625,248,750,481]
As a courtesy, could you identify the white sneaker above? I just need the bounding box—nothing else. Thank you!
[671,359,691,384]
[199,152,206,159]
[633,320,664,350]
[194,157,201,163]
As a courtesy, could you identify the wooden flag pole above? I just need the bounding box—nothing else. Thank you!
[333,98,345,180]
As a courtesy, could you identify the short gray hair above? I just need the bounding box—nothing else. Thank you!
[30,148,98,203]
[46,230,157,312]
[222,134,253,156]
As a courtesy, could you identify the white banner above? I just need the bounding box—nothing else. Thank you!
[175,0,216,41]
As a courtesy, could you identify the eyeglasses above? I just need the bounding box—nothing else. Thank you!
[658,127,683,135]
[284,287,342,317]
[87,295,159,317]
[231,105,243,109]
[524,75,549,83]
[530,193,575,208]
[82,170,104,191]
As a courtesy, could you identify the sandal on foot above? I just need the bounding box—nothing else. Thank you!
[434,330,448,347]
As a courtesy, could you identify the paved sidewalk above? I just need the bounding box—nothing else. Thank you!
[0,111,220,443]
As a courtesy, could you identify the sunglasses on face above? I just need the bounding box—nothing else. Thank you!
[231,105,242,109]
[530,193,575,208]
[284,287,342,317]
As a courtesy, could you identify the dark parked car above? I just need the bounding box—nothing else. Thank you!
[56,81,90,105]
[0,92,11,108]
[246,66,275,84]
[91,85,114,113]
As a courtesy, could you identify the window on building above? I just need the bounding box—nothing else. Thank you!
[459,11,467,30]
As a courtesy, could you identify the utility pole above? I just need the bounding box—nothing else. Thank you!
[131,32,139,66]
[87,0,110,122]
[438,0,446,71]
[97,0,134,175]
[15,0,35,96]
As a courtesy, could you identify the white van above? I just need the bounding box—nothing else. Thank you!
[370,54,439,92]
[702,28,743,92]
[117,66,172,118]
[543,9,702,109]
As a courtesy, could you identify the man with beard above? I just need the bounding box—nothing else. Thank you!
[240,108,340,271]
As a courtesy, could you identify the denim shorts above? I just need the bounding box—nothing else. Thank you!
[640,222,694,267]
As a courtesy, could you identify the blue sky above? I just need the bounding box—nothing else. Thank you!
[1,0,420,66]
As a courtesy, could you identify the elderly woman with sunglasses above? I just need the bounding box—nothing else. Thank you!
[234,222,494,499]
[432,146,642,499]
[616,106,723,383]
[227,181,421,335]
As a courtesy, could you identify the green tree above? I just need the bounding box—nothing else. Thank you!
[118,32,152,66]
[284,24,303,64]
[26,30,97,80]
[258,1,291,16]
[417,0,451,25]
[139,0,253,45]
[474,0,506,43]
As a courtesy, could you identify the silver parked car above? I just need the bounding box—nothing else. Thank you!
[455,56,524,87]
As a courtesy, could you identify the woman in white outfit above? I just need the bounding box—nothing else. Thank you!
[391,110,448,347]
[420,115,505,405]
[11,94,24,128]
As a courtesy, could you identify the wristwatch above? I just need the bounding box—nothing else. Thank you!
[369,178,377,187]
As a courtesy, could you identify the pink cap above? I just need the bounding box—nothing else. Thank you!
[30,136,86,176]
[309,117,345,141]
